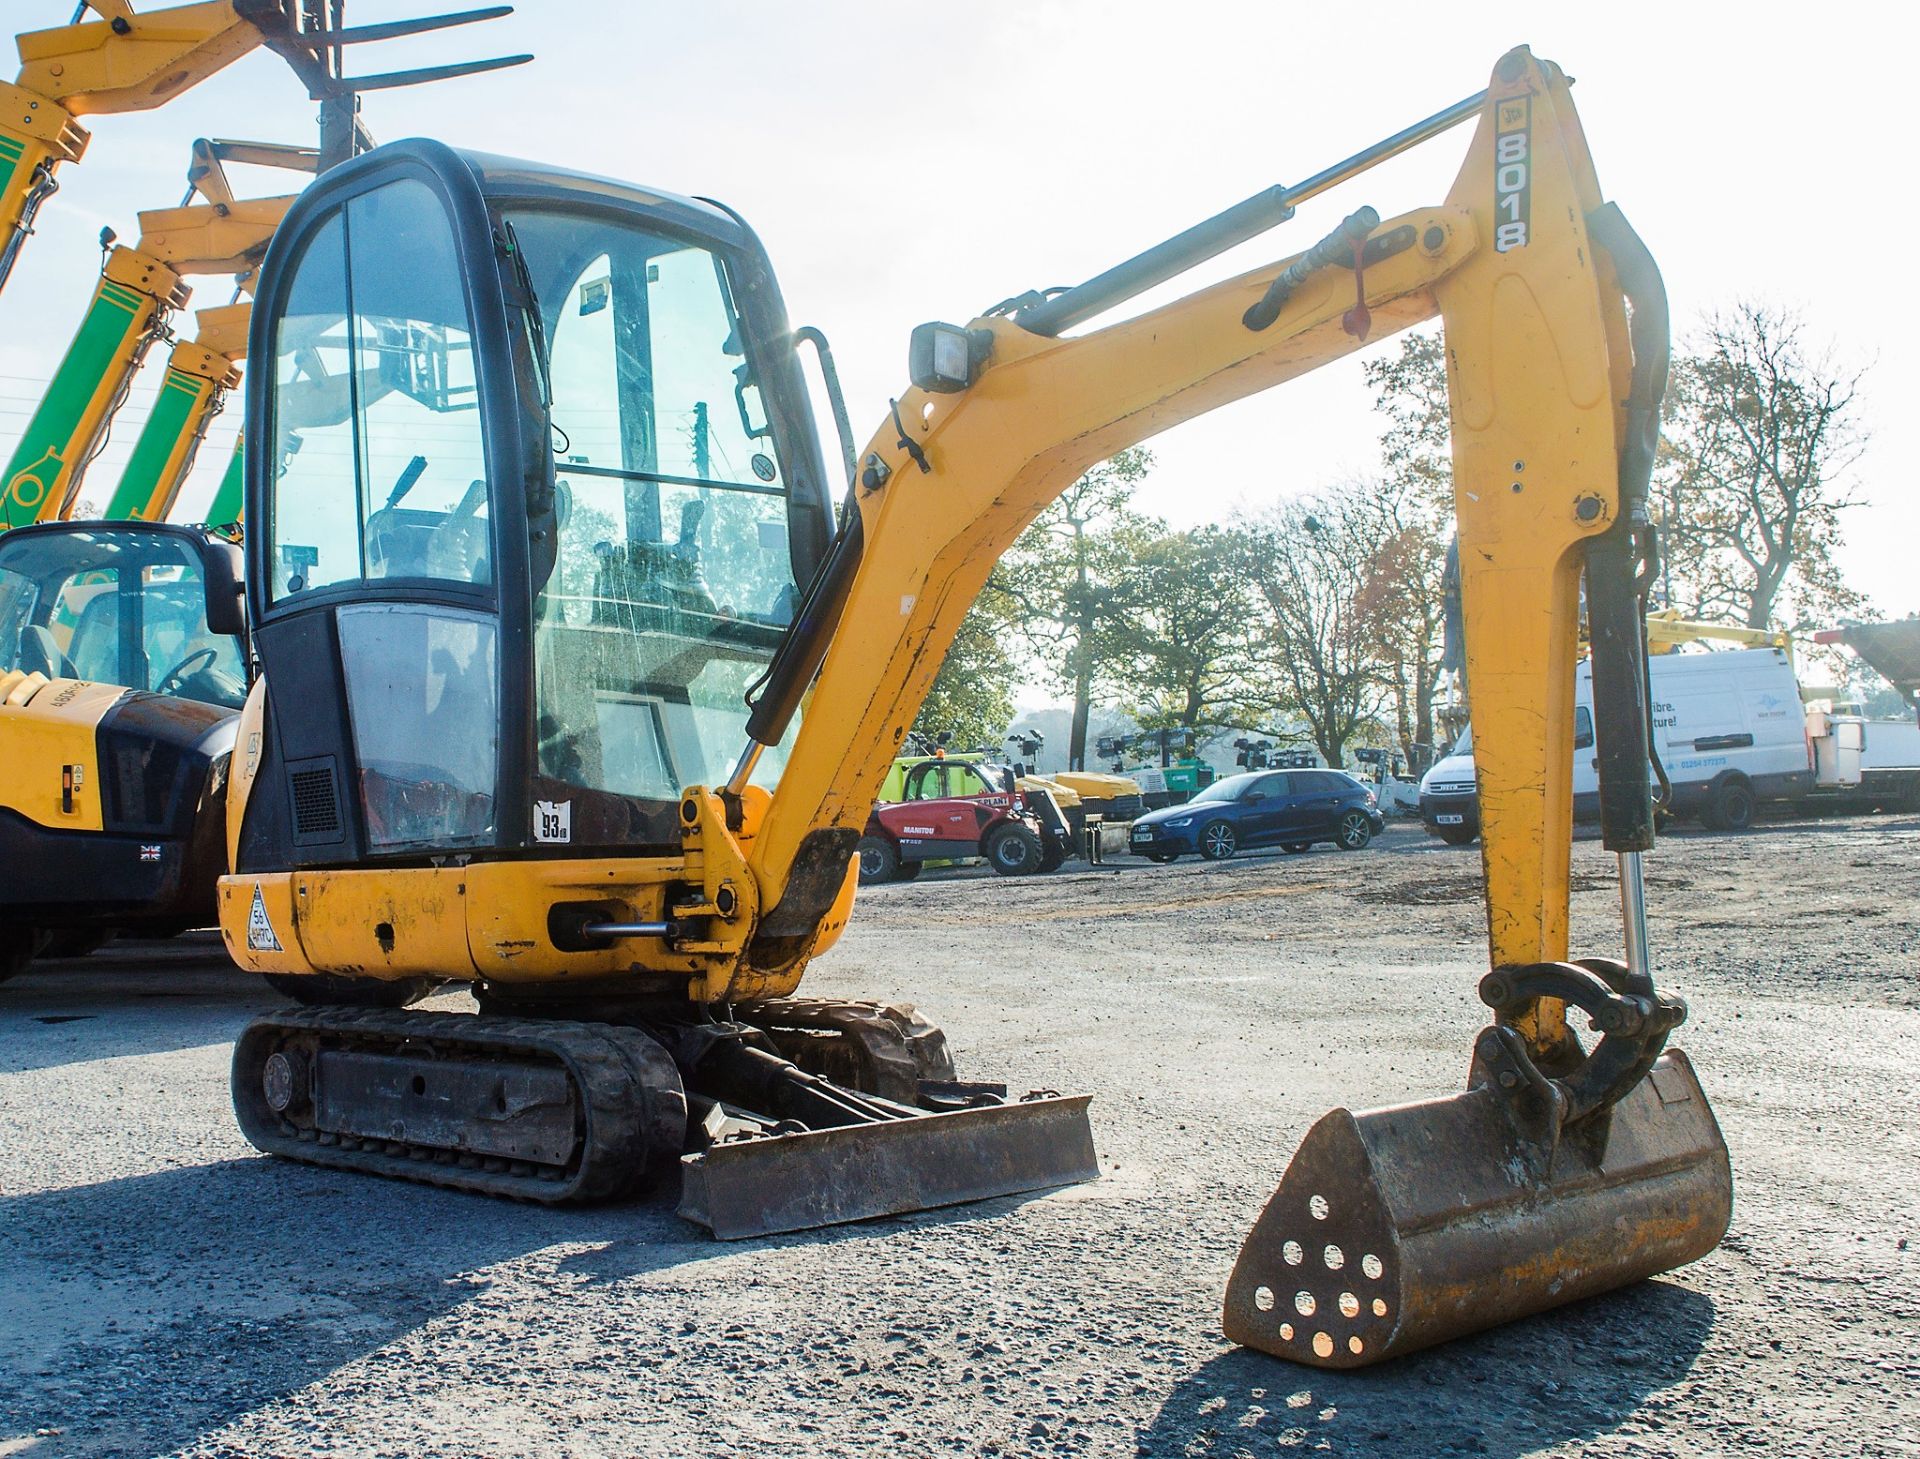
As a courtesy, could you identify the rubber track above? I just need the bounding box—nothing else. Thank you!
[231,1007,687,1204]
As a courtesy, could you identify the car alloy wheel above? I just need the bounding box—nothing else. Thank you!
[1200,820,1237,860]
[1336,811,1372,850]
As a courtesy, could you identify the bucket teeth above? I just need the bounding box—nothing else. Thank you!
[1225,1046,1731,1367]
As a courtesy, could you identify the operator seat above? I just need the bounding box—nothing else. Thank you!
[66,594,123,685]
[16,625,74,680]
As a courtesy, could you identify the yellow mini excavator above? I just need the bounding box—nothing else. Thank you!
[212,47,1730,1366]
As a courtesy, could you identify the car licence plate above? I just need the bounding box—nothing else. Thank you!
[1132,827,1153,840]
[1436,813,1464,825]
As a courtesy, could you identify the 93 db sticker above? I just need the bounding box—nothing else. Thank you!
[534,799,573,844]
[1493,96,1531,252]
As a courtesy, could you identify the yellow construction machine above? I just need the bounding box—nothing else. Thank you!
[209,46,1729,1365]
[0,517,247,977]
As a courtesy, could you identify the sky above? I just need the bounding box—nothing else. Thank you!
[2,3,1908,640]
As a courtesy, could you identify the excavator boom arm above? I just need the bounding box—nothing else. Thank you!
[746,51,1633,1030]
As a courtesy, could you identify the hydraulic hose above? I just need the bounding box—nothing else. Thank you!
[1583,204,1670,854]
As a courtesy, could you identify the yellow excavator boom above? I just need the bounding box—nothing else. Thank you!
[746,55,1615,1017]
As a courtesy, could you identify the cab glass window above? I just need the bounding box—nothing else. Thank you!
[0,529,245,708]
[508,207,805,849]
[954,765,994,796]
[337,603,497,850]
[268,178,491,601]
[904,762,948,801]
[269,213,356,597]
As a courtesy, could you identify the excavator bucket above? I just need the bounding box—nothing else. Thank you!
[679,1094,1098,1240]
[1223,1033,1731,1368]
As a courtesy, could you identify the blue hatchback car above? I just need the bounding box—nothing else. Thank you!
[1128,768,1385,862]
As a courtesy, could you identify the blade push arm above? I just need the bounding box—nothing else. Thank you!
[740,49,1641,1038]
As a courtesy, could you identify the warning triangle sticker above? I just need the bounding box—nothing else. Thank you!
[247,884,284,953]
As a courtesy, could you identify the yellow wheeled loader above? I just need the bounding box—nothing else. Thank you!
[207,46,1727,1366]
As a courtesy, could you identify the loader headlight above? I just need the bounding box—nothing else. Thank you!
[908,321,992,393]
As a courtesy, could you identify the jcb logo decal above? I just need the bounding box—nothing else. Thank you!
[1493,96,1531,253]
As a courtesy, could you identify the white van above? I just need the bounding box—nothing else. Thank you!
[1418,646,1811,841]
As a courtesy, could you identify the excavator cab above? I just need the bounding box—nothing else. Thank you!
[0,520,246,709]
[237,142,835,870]
[224,141,1096,1231]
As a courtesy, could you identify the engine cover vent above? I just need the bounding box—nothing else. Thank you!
[287,756,344,845]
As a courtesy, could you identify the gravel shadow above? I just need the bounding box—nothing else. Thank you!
[0,1157,687,1458]
[1137,1279,1714,1457]
[0,951,278,1076]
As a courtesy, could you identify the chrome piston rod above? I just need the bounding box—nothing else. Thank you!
[1618,850,1651,982]
[1012,85,1487,338]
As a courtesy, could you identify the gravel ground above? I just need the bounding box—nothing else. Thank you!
[1,816,1916,1458]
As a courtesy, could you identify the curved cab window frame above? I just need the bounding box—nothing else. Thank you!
[261,171,500,614]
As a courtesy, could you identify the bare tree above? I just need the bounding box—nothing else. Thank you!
[1360,330,1453,771]
[1239,494,1390,767]
[1657,303,1869,630]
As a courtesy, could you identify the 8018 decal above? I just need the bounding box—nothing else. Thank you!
[1493,97,1531,252]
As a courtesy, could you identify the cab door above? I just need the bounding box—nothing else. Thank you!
[239,166,508,872]
[1292,771,1352,838]
[884,761,974,859]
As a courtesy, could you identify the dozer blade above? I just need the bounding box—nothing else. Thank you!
[679,1094,1098,1240]
[1223,1045,1730,1368]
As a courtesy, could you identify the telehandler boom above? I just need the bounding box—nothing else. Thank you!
[101,140,326,525]
[213,45,1729,1366]
[0,154,294,528]
[0,2,529,529]
[0,2,526,300]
